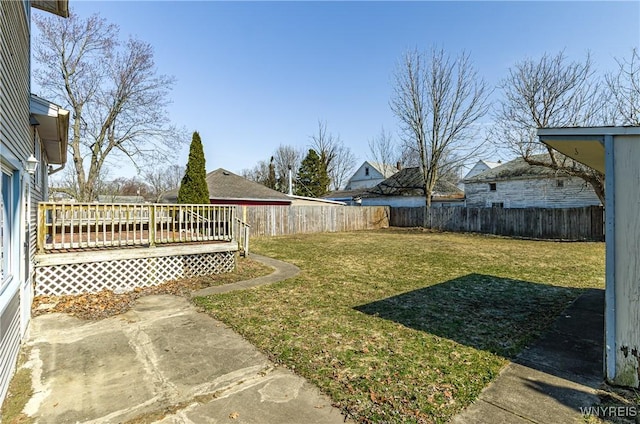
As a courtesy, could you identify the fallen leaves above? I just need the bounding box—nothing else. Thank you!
[32,258,271,320]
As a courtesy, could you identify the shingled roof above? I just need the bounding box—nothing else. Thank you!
[365,167,463,198]
[462,154,571,183]
[161,168,292,204]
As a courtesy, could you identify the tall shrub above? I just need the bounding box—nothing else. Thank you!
[178,131,209,204]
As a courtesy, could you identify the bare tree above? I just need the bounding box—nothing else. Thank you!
[33,12,186,202]
[492,51,605,202]
[143,164,185,202]
[241,160,270,184]
[309,120,357,191]
[273,144,303,193]
[242,145,302,193]
[390,48,490,207]
[368,126,401,168]
[605,48,640,126]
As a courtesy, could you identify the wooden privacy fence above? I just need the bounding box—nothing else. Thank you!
[239,205,389,237]
[390,206,604,241]
[37,202,237,252]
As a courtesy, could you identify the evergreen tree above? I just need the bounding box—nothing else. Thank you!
[178,131,209,204]
[265,156,277,190]
[295,149,329,197]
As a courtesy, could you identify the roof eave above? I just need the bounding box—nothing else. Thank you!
[537,126,640,173]
[31,0,69,17]
[210,197,292,204]
[30,95,69,165]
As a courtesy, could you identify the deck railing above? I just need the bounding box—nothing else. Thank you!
[234,217,251,256]
[37,202,237,252]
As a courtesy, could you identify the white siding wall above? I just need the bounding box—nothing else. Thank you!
[346,162,386,190]
[0,0,31,405]
[362,196,425,208]
[465,177,602,209]
[463,161,492,180]
[612,136,640,387]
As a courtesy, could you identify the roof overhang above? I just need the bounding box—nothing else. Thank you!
[30,95,69,165]
[286,195,346,205]
[211,197,292,204]
[537,126,640,173]
[31,0,69,18]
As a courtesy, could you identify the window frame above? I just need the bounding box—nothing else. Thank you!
[1,164,17,291]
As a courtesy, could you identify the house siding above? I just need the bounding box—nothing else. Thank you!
[346,162,387,190]
[464,161,492,180]
[362,196,464,208]
[0,0,32,405]
[465,177,602,208]
[362,196,425,208]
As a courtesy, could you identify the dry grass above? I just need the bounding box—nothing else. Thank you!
[0,350,34,424]
[195,229,605,423]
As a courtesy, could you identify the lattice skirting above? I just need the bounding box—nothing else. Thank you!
[35,251,236,296]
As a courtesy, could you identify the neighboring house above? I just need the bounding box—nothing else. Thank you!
[163,168,293,206]
[96,195,146,203]
[362,167,464,207]
[463,160,501,181]
[344,161,398,190]
[324,167,465,208]
[463,155,602,208]
[163,169,347,206]
[0,0,69,405]
[321,188,371,206]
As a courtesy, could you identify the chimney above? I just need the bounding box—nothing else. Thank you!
[396,161,403,171]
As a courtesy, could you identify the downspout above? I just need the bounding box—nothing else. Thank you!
[48,163,65,176]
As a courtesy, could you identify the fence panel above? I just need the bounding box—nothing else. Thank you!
[390,206,604,241]
[241,205,389,237]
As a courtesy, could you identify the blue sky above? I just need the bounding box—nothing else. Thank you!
[32,1,640,178]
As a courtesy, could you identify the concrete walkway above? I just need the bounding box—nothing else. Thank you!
[451,289,604,424]
[191,254,300,297]
[21,255,344,424]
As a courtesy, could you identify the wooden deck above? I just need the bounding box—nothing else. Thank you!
[37,202,242,253]
[34,202,250,296]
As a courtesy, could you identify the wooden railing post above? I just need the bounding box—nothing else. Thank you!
[243,225,250,256]
[37,202,46,254]
[149,204,156,247]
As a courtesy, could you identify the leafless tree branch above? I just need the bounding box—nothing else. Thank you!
[33,11,187,201]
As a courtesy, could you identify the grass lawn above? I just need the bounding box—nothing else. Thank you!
[194,229,605,423]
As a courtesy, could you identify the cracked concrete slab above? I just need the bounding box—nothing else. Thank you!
[23,295,346,423]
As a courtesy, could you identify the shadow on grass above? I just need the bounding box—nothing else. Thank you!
[355,274,585,359]
[357,275,608,420]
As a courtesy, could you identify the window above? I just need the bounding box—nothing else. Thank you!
[489,183,497,191]
[491,202,504,208]
[1,167,14,286]
[556,179,564,188]
[35,136,43,190]
[365,167,370,176]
